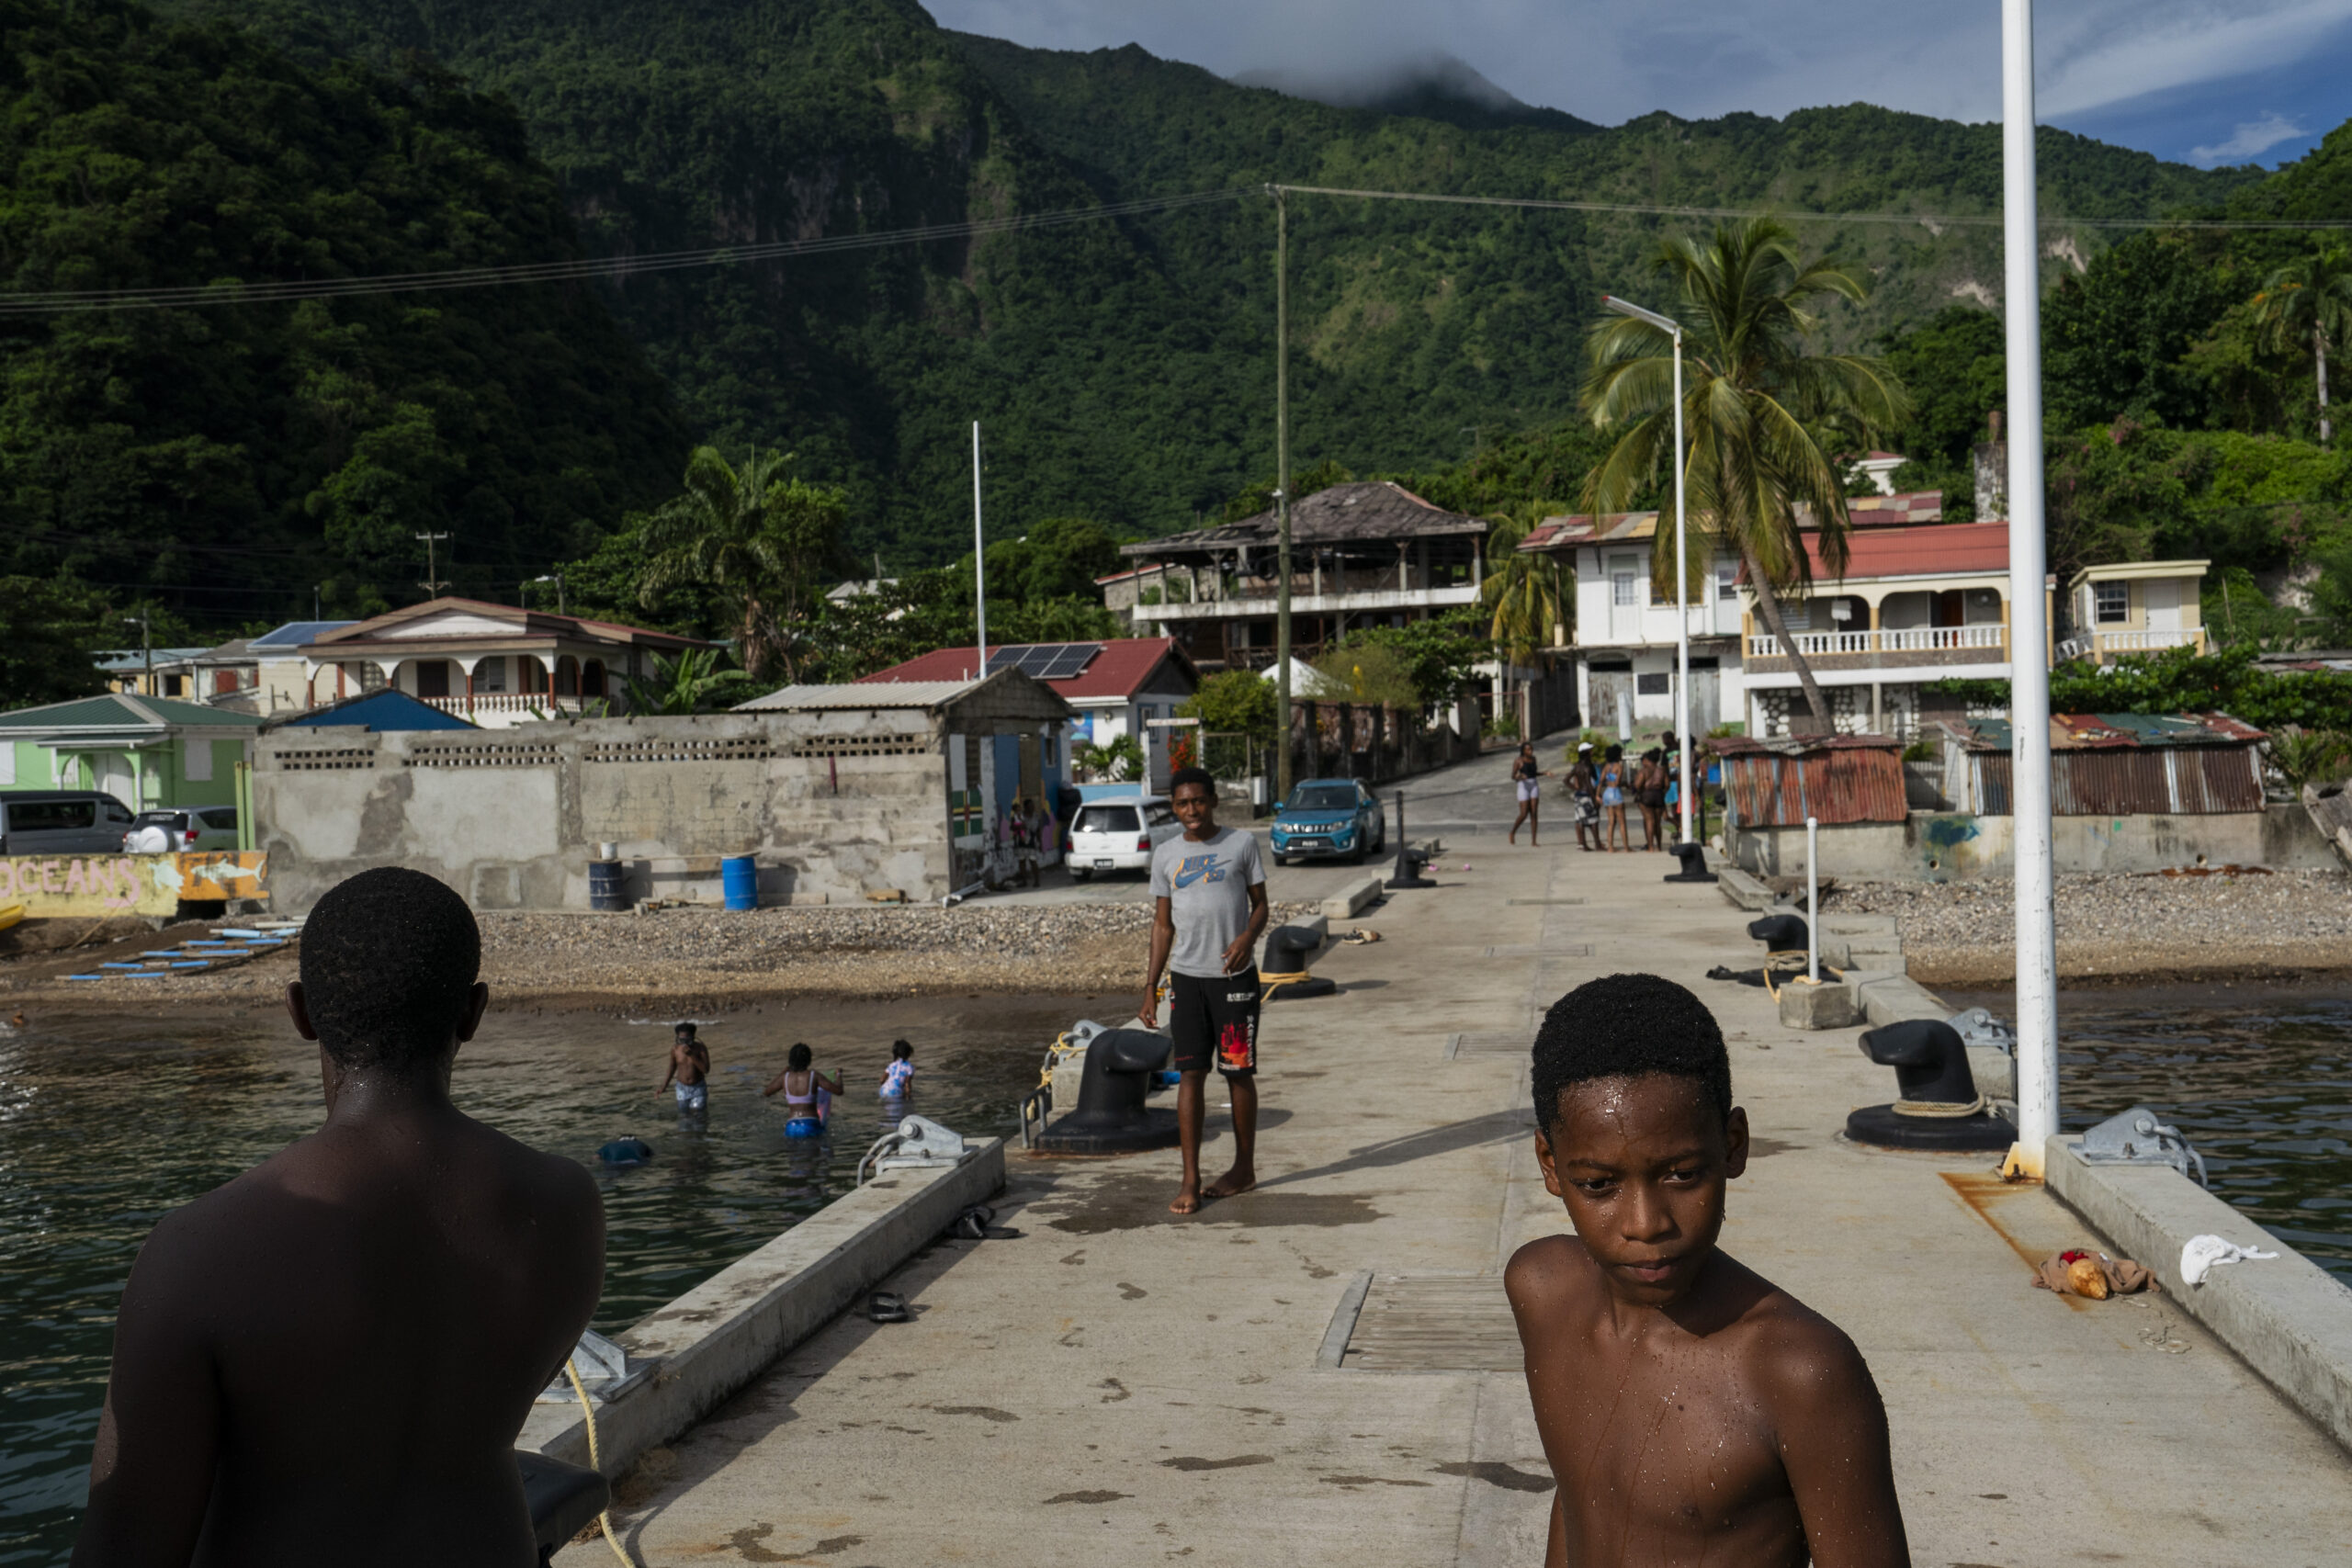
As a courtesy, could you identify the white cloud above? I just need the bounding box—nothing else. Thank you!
[2189,111,2312,163]
[930,0,2348,130]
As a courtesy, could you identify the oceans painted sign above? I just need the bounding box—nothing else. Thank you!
[0,852,268,917]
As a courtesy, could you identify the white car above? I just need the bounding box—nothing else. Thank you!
[1066,795,1181,880]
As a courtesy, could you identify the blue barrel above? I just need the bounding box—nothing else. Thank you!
[721,854,759,911]
[588,860,629,912]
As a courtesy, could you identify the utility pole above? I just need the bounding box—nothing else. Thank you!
[313,584,322,621]
[972,422,988,671]
[123,613,151,695]
[2002,0,2060,1179]
[416,532,451,598]
[1274,185,1295,806]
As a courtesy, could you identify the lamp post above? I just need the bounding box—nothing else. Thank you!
[1601,294,1690,844]
[532,574,565,615]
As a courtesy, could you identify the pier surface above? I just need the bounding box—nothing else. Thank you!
[560,749,2352,1565]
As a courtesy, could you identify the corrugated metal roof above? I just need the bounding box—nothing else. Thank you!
[1717,738,1907,828]
[1126,482,1489,557]
[0,694,263,729]
[1950,712,2266,751]
[736,681,979,711]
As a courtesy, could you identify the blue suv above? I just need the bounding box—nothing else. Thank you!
[1270,779,1386,865]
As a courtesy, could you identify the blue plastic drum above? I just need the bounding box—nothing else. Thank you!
[721,854,758,911]
[588,860,629,912]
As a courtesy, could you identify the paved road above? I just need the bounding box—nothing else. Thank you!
[977,738,1570,910]
[562,832,2352,1566]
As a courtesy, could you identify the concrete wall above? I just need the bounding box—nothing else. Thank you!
[1729,804,2340,881]
[254,707,1035,911]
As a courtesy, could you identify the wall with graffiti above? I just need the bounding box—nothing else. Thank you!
[0,852,267,917]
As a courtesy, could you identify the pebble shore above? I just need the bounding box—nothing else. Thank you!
[1836,869,2352,986]
[3,901,1323,1010]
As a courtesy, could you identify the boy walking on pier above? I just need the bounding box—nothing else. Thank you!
[1508,973,1907,1567]
[1140,766,1269,1215]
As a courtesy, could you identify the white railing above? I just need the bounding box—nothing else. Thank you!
[1746,624,2007,659]
[2088,628,2205,655]
[421,693,594,716]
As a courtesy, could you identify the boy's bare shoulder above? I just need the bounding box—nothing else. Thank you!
[1720,1265,1878,1404]
[1504,1234,1600,1314]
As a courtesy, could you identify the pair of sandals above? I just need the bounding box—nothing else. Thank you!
[865,1206,1020,1324]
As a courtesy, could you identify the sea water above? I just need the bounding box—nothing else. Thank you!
[0,998,1082,1565]
[1951,985,2352,1280]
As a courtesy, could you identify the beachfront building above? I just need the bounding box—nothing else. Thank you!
[253,670,1071,909]
[859,637,1198,795]
[145,621,363,716]
[0,693,261,809]
[2060,561,2211,664]
[93,647,209,699]
[1517,511,1748,737]
[292,599,711,728]
[1115,482,1492,673]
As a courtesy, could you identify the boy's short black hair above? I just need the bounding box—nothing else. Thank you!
[1169,766,1216,799]
[891,1039,914,1059]
[788,1042,813,1070]
[674,1021,697,1038]
[1531,973,1732,1135]
[300,867,481,1072]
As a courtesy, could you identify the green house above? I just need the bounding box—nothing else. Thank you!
[0,694,263,809]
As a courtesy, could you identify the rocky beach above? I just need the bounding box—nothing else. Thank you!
[1835,868,2352,986]
[0,901,1326,1013]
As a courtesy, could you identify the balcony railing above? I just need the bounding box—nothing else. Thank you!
[1746,624,2007,659]
[420,693,596,717]
[2058,627,2207,663]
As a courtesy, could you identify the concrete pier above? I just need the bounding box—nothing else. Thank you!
[559,750,2352,1565]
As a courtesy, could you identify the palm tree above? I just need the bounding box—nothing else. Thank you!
[638,446,847,683]
[1481,513,1568,733]
[2251,243,2352,445]
[1583,218,1910,733]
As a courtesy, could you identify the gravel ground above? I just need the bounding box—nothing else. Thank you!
[1834,869,2352,986]
[1,901,1325,1012]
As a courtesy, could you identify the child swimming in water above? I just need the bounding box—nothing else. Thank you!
[762,1043,842,1137]
[879,1040,915,1099]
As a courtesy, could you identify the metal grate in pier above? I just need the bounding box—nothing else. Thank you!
[1337,1274,1522,1371]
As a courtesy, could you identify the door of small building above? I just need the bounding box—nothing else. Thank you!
[1587,663,1634,738]
[2143,578,2180,631]
[1686,660,1721,734]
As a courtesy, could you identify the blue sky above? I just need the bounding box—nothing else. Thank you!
[929,0,2352,169]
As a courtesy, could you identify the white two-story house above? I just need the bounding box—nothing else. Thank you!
[1518,511,1747,736]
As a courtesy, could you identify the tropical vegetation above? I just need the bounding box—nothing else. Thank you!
[1583,219,1910,729]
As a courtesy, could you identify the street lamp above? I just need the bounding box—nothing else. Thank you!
[1601,294,1692,846]
[531,574,565,615]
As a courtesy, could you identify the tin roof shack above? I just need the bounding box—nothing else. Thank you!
[253,671,1070,912]
[1712,733,1910,880]
[1894,713,2333,879]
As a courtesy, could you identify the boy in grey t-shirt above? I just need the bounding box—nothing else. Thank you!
[1141,768,1269,1215]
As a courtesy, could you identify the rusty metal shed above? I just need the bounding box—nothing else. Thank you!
[1711,733,1908,828]
[1931,713,2267,816]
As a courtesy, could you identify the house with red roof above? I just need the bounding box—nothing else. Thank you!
[859,637,1198,796]
[296,599,712,728]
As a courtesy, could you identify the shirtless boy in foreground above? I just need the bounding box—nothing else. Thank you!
[73,867,605,1568]
[1506,973,1908,1568]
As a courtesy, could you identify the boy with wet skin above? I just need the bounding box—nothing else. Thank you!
[72,867,605,1568]
[1506,973,1907,1568]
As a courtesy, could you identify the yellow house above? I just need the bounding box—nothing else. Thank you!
[2061,561,2210,664]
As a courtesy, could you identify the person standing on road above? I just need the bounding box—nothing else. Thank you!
[1139,767,1270,1216]
[1508,741,1550,847]
[1567,742,1602,852]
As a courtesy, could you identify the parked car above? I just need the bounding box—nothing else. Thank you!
[1065,795,1180,880]
[0,791,137,855]
[124,807,239,854]
[1270,779,1385,865]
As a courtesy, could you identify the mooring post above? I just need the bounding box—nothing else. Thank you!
[1806,815,1820,983]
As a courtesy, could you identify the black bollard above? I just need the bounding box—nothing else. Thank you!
[1663,840,1718,883]
[1844,1019,2017,1151]
[1034,1028,1182,1154]
[1385,789,1435,889]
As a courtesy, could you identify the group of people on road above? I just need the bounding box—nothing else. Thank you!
[1508,738,1690,852]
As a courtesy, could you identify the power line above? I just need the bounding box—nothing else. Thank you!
[0,189,1254,316]
[1269,183,2352,231]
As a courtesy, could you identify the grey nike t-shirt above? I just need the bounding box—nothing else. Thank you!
[1149,827,1268,978]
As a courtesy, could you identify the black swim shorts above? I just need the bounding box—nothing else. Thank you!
[1169,967,1260,1076]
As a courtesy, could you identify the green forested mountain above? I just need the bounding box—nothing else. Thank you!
[0,0,688,627]
[165,0,2260,564]
[0,0,2318,642]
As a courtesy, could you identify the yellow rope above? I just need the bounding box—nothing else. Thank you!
[565,1359,641,1568]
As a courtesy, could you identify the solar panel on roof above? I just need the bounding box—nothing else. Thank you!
[983,645,1029,674]
[1042,643,1102,679]
[1017,645,1064,676]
